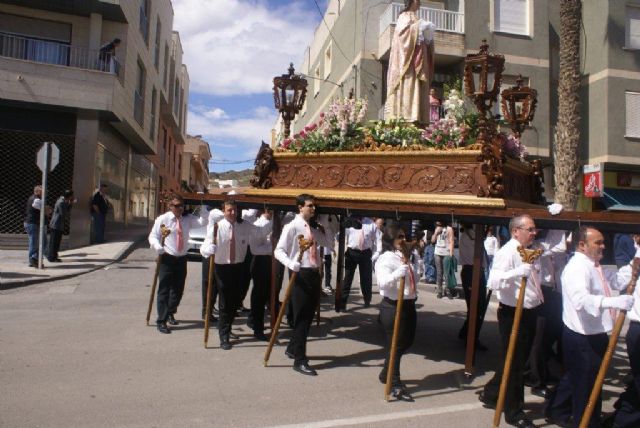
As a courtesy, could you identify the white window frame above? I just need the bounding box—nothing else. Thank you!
[626,91,640,138]
[490,0,532,37]
[324,42,332,80]
[314,65,321,97]
[626,5,640,49]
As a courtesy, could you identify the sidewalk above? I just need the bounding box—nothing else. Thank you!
[0,228,149,289]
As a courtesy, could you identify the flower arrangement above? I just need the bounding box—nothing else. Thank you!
[497,132,528,161]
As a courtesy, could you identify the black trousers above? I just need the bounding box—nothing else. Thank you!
[239,249,253,305]
[215,263,243,343]
[379,297,417,386]
[201,256,219,317]
[612,321,640,428]
[286,268,321,364]
[483,303,538,423]
[47,229,63,261]
[156,254,187,324]
[341,248,373,306]
[525,285,563,388]
[545,326,608,428]
[323,254,332,289]
[250,255,272,334]
[459,264,487,343]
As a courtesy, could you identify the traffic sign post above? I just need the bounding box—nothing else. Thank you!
[35,142,59,269]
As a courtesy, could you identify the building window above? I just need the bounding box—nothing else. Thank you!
[626,91,640,138]
[139,0,150,44]
[150,87,157,140]
[134,60,146,126]
[153,19,161,69]
[163,43,169,89]
[314,65,321,96]
[178,153,182,179]
[626,6,640,49]
[492,0,531,36]
[173,77,181,115]
[324,42,332,79]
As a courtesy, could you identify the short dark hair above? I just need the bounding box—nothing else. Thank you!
[575,226,597,246]
[113,38,121,44]
[295,193,315,209]
[381,223,405,253]
[222,199,236,209]
[169,193,184,203]
[63,190,74,198]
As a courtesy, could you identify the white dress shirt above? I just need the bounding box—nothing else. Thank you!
[274,214,337,269]
[375,250,419,300]
[484,236,499,256]
[249,215,273,256]
[487,238,544,309]
[536,230,569,288]
[148,210,207,257]
[562,251,630,335]
[201,217,271,264]
[345,217,377,251]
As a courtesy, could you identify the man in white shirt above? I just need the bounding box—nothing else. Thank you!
[274,194,337,376]
[148,194,208,334]
[479,214,544,428]
[545,227,634,428]
[200,200,271,350]
[340,216,378,310]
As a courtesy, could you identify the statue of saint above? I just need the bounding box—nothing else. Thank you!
[384,0,435,124]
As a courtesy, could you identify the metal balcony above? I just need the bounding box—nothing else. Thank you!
[0,33,122,77]
[379,3,465,35]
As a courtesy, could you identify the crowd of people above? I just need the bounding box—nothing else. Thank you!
[146,193,640,426]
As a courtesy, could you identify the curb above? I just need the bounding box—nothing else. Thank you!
[0,238,146,291]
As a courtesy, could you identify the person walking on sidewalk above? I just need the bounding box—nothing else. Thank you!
[47,190,74,263]
[432,221,455,298]
[149,194,208,334]
[24,185,50,267]
[91,184,109,244]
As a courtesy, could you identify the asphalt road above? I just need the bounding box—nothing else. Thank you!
[0,247,631,427]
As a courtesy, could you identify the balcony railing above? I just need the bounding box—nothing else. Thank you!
[0,33,121,76]
[379,3,464,35]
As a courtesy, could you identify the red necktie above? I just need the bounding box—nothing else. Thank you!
[596,265,616,320]
[229,224,236,264]
[176,218,184,252]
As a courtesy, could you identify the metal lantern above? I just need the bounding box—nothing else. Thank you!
[500,75,538,138]
[273,63,307,138]
[463,40,505,115]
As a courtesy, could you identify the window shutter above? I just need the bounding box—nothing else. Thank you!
[495,0,529,36]
[626,92,640,138]
[627,6,640,49]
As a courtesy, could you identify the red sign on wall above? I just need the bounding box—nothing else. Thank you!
[583,163,603,197]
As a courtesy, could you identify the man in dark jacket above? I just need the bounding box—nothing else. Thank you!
[48,190,74,262]
[91,184,109,243]
[24,185,49,267]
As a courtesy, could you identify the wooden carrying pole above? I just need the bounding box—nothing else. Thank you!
[203,222,219,348]
[264,235,312,366]
[579,258,640,428]
[146,225,170,325]
[493,247,542,427]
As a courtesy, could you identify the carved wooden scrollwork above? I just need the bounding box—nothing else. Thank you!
[477,136,505,198]
[249,142,277,189]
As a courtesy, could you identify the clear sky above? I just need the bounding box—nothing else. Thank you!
[172,0,329,173]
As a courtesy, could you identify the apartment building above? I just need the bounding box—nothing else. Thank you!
[182,134,211,193]
[0,0,190,248]
[291,0,640,210]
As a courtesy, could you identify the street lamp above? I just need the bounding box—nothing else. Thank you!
[500,75,538,138]
[273,63,308,138]
[463,40,505,147]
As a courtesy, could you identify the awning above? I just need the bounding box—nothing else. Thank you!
[602,188,640,212]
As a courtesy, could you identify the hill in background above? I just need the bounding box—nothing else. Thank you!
[210,169,253,187]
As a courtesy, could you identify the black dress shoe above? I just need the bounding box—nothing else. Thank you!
[285,349,295,359]
[168,315,179,326]
[293,362,317,376]
[29,258,38,267]
[478,391,496,409]
[531,386,549,398]
[378,371,387,384]
[363,301,371,308]
[220,341,232,350]
[253,332,269,341]
[391,386,414,402]
[506,417,535,428]
[157,323,171,334]
[229,332,239,340]
[240,306,251,313]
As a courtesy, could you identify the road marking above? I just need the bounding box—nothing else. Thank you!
[264,402,484,428]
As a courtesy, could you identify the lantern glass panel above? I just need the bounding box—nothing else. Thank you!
[473,67,481,95]
[285,86,295,107]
